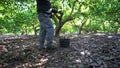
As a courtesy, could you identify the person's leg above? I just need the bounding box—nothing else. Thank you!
[38,13,47,48]
[46,20,54,46]
[38,13,54,48]
[40,13,54,47]
[39,25,46,48]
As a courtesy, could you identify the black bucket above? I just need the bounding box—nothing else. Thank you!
[59,38,70,48]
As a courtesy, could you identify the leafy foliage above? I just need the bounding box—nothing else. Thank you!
[0,0,120,36]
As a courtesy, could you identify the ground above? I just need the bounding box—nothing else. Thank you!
[0,33,120,68]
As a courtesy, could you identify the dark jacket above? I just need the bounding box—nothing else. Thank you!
[36,0,51,13]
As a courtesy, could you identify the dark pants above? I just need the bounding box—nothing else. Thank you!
[38,13,54,48]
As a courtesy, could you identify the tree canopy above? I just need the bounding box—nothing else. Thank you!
[0,0,120,36]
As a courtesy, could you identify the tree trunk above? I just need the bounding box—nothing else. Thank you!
[114,26,120,33]
[31,23,39,36]
[55,24,63,37]
[53,0,77,37]
[79,18,88,34]
[54,15,73,37]
[79,27,82,34]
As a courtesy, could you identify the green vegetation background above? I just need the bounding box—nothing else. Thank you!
[0,0,120,36]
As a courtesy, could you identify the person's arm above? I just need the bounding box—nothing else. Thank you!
[45,0,52,13]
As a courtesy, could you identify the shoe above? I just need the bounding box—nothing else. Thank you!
[46,45,57,50]
[38,47,46,51]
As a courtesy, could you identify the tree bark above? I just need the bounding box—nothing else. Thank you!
[54,16,73,37]
[55,24,63,37]
[53,0,78,37]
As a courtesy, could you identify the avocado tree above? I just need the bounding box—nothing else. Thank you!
[0,0,39,35]
[0,0,120,35]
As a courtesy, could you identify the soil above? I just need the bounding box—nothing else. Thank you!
[0,33,120,68]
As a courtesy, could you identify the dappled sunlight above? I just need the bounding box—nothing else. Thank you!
[75,59,82,63]
[40,57,48,63]
[94,33,106,36]
[83,35,91,38]
[15,55,49,68]
[16,63,34,68]
[80,50,91,56]
[107,36,113,38]
[70,34,79,39]
[1,33,120,68]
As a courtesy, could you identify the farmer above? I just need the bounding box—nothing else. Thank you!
[36,0,57,50]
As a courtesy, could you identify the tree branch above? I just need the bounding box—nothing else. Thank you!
[62,0,78,24]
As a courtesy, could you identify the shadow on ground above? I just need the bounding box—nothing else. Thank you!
[0,33,120,68]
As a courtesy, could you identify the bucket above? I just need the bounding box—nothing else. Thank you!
[59,38,70,48]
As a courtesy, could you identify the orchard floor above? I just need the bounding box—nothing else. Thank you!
[0,33,120,68]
